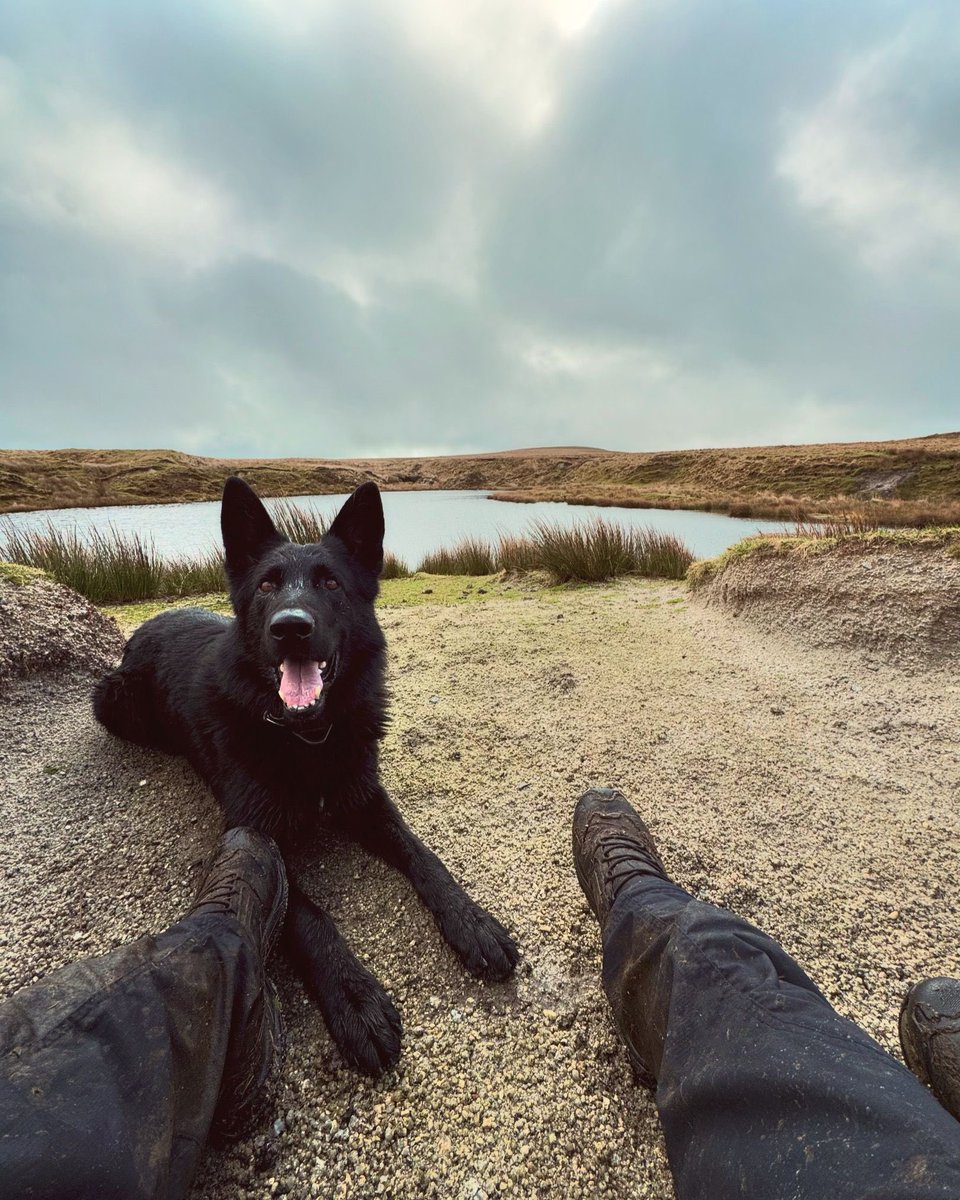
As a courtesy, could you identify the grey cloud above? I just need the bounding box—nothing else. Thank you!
[1,0,958,455]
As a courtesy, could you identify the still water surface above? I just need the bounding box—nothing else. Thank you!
[2,490,792,564]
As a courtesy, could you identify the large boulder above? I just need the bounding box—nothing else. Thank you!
[0,564,124,692]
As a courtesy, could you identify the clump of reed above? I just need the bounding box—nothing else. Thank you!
[0,522,225,605]
[415,519,693,582]
[1,511,693,605]
[790,511,883,538]
[529,518,693,582]
[160,549,227,597]
[380,550,411,579]
[495,533,540,574]
[270,500,331,542]
[419,537,498,575]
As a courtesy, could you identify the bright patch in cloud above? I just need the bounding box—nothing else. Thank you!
[778,25,960,270]
[0,73,238,271]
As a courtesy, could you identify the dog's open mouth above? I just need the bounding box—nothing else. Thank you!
[277,658,334,714]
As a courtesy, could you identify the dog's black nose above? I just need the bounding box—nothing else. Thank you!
[269,608,315,640]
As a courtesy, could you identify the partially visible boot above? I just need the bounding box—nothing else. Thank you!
[188,827,288,1135]
[573,788,670,928]
[900,977,960,1124]
[572,788,674,1088]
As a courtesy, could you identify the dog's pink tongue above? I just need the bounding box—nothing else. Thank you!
[279,660,323,708]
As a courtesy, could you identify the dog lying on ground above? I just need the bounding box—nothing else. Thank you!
[93,477,518,1075]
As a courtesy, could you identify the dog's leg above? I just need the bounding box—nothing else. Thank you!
[283,883,402,1077]
[211,775,403,1077]
[343,786,519,982]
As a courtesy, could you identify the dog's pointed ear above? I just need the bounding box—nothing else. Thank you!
[327,482,384,575]
[221,477,286,582]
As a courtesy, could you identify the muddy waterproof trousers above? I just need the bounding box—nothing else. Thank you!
[602,875,960,1199]
[0,913,260,1200]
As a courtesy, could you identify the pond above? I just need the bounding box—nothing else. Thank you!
[1,491,793,565]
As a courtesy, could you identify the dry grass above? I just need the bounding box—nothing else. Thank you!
[381,551,412,580]
[0,523,225,604]
[490,489,960,528]
[687,524,960,591]
[3,433,959,522]
[270,500,331,543]
[530,518,693,582]
[419,521,693,582]
[418,537,498,576]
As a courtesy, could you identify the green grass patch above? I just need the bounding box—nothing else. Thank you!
[104,592,233,636]
[104,575,525,633]
[0,561,46,586]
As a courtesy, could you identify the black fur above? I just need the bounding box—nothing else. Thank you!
[93,477,518,1076]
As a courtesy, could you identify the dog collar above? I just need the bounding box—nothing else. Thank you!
[263,711,334,745]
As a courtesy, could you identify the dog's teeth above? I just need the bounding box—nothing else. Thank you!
[314,687,322,699]
[319,661,328,670]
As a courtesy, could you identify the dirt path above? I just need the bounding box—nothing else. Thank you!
[3,579,960,1199]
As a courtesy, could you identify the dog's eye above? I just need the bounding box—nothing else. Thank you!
[259,580,277,593]
[324,578,339,591]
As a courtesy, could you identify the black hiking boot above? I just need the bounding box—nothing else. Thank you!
[572,789,672,1089]
[900,977,960,1123]
[188,827,288,1135]
[572,788,670,928]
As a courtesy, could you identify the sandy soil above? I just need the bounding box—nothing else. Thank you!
[3,579,960,1199]
[694,538,960,666]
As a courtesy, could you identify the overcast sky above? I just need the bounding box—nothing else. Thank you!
[1,0,958,457]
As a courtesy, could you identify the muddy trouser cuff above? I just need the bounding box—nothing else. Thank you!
[0,913,261,1200]
[601,877,960,1199]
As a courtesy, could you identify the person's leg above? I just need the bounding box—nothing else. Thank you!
[573,789,960,1200]
[0,828,286,1200]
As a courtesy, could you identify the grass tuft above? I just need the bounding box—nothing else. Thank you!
[0,522,233,604]
[2,509,694,605]
[496,533,540,574]
[418,537,498,575]
[270,500,331,543]
[417,521,692,581]
[790,511,883,538]
[380,550,411,579]
[1,523,166,604]
[529,518,693,583]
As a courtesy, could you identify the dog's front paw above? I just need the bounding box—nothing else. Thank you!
[321,961,403,1077]
[439,899,519,982]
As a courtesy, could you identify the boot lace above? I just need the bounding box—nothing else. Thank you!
[195,876,242,914]
[599,833,662,901]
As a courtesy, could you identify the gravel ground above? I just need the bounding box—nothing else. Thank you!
[2,578,960,1199]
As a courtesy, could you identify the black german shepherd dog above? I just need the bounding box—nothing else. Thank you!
[93,477,518,1076]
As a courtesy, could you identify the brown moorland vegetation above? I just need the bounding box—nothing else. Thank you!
[1,432,959,525]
